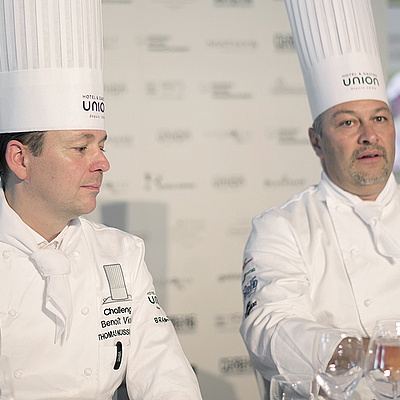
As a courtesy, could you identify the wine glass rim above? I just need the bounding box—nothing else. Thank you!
[271,373,315,382]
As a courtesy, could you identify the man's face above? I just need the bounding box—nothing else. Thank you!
[310,100,395,200]
[25,130,110,223]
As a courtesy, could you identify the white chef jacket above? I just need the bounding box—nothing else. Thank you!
[240,172,400,398]
[0,191,202,400]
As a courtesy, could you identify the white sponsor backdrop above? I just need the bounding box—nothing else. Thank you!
[89,1,387,399]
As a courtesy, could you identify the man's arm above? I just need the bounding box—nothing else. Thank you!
[240,210,329,380]
[125,240,202,399]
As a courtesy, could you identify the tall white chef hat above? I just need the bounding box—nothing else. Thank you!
[284,0,388,121]
[0,0,105,134]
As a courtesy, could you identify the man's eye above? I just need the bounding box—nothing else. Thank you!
[375,116,386,122]
[342,120,353,127]
[76,147,87,152]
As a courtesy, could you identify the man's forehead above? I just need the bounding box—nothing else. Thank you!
[325,100,391,120]
[46,130,107,141]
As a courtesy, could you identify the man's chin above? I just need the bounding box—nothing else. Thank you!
[352,168,390,186]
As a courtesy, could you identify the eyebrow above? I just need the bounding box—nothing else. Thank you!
[74,132,108,142]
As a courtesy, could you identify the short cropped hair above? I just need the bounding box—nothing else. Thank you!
[0,131,46,189]
[311,113,324,137]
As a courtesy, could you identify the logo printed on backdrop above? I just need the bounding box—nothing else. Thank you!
[146,80,186,100]
[217,272,241,282]
[170,314,198,332]
[102,0,133,3]
[214,312,242,331]
[151,0,197,9]
[218,356,254,375]
[107,135,134,147]
[206,39,257,52]
[144,173,196,191]
[205,128,253,144]
[171,219,206,247]
[155,129,193,144]
[139,35,190,52]
[155,276,194,290]
[273,33,295,52]
[104,82,127,96]
[264,128,309,146]
[213,0,254,7]
[263,175,306,188]
[211,175,246,190]
[272,78,306,95]
[201,81,253,100]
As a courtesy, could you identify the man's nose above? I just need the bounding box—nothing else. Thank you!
[358,123,378,145]
[92,150,110,172]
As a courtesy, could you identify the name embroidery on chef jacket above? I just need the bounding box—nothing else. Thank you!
[98,264,132,341]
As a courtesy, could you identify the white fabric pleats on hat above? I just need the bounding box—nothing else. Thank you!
[0,0,105,133]
[30,246,73,344]
[322,172,400,259]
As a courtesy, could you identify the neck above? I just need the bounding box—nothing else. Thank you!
[4,186,69,242]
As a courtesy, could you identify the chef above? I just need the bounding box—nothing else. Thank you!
[0,1,202,399]
[240,0,398,398]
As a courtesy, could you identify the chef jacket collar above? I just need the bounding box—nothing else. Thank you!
[0,189,80,253]
[26,223,69,251]
[319,171,397,208]
[0,189,82,343]
[320,172,400,259]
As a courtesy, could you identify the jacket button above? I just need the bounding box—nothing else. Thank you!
[8,309,17,318]
[335,205,344,213]
[84,368,92,376]
[364,298,373,307]
[73,251,80,258]
[2,251,12,260]
[81,307,89,315]
[14,369,24,379]
[350,247,360,257]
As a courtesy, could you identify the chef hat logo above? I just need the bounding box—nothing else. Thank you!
[284,0,388,121]
[0,0,105,134]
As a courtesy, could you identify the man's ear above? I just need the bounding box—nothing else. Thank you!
[309,127,323,159]
[5,140,29,180]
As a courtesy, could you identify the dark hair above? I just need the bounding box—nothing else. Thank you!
[0,131,46,189]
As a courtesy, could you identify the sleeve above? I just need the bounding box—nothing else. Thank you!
[125,238,203,400]
[239,210,333,381]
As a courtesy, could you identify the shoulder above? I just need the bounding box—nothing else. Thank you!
[78,217,145,250]
[253,183,321,227]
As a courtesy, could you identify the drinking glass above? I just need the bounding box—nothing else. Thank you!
[0,356,14,400]
[313,329,363,400]
[364,319,400,399]
[270,374,318,400]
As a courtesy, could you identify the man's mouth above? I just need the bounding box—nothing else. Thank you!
[357,152,381,159]
[355,147,386,161]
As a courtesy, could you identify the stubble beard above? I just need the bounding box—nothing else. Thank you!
[350,145,390,186]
